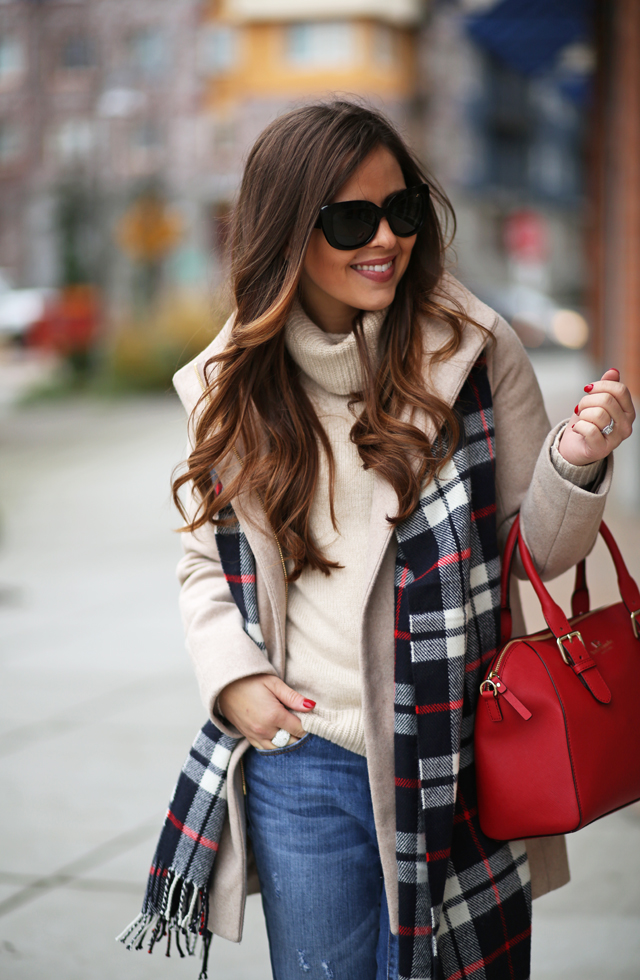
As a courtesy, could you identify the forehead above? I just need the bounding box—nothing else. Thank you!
[333,146,406,205]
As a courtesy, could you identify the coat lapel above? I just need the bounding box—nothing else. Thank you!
[173,332,289,668]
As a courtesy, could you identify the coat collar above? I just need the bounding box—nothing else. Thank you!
[172,276,499,644]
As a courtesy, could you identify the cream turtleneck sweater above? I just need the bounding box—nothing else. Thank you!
[283,301,386,756]
[281,301,603,757]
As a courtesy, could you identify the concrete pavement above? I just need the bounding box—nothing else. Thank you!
[0,349,638,979]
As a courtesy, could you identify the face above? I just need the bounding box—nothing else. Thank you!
[299,146,417,333]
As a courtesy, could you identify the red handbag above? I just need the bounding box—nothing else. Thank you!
[475,514,640,841]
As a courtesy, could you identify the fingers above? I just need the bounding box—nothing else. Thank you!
[580,375,636,420]
[561,368,636,466]
[265,675,316,713]
[217,674,315,751]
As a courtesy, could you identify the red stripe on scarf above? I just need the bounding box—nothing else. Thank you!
[224,574,256,584]
[444,927,531,980]
[465,648,496,673]
[414,548,472,583]
[469,373,495,462]
[399,924,433,937]
[395,777,421,788]
[457,789,516,980]
[416,698,464,714]
[471,503,496,521]
[167,810,219,852]
[426,847,451,863]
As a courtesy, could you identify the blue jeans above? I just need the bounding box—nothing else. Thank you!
[244,734,399,980]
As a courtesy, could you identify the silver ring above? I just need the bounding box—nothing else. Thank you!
[602,417,615,436]
[270,728,290,748]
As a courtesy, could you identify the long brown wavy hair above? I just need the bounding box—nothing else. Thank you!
[173,100,487,581]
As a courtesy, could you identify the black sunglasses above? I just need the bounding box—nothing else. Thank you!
[314,183,430,251]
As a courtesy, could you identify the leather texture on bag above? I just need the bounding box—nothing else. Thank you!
[475,515,640,840]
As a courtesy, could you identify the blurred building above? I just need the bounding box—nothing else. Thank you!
[420,1,596,351]
[0,0,205,297]
[0,0,425,299]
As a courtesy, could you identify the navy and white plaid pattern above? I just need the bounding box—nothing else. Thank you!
[116,723,239,976]
[394,360,531,979]
[120,358,531,979]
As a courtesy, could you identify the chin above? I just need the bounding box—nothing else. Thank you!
[357,288,396,312]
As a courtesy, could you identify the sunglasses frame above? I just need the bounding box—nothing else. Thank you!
[314,183,431,251]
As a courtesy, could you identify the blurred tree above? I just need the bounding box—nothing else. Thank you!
[116,184,182,311]
[55,181,97,287]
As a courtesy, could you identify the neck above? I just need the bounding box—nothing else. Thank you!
[299,276,357,334]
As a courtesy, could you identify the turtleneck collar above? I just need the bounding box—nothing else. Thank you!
[284,297,387,396]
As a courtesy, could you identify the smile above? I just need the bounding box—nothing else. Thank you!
[352,260,394,272]
[350,257,396,284]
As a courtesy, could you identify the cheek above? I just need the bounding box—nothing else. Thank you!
[397,238,416,274]
[304,237,351,289]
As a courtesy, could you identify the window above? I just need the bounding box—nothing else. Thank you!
[128,27,166,78]
[0,36,24,82]
[53,119,95,163]
[198,25,239,75]
[286,22,357,68]
[61,36,94,70]
[0,120,21,163]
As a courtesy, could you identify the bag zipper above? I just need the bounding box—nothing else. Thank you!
[489,606,602,679]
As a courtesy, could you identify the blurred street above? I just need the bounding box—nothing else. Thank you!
[0,349,639,980]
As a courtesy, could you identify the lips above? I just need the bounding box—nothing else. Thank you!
[351,257,396,283]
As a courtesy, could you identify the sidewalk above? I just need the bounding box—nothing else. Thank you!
[0,350,638,979]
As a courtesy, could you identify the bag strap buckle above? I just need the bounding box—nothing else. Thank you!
[556,630,584,664]
[632,609,640,640]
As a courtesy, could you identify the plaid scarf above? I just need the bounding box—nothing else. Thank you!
[118,357,531,979]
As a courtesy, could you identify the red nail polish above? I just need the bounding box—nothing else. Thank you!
[302,698,316,709]
[574,405,579,415]
[610,368,619,373]
[584,384,594,392]
[571,424,575,429]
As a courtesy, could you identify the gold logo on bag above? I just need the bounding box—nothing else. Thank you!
[590,639,613,654]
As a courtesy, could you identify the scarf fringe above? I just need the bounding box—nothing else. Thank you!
[116,867,212,976]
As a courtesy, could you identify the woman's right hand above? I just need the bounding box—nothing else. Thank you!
[217,674,316,750]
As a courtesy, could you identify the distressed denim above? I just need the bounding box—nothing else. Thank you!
[243,733,399,980]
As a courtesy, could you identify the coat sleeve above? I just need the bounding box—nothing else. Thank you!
[488,317,612,580]
[176,488,277,734]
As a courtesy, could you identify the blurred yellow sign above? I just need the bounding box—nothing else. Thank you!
[117,195,183,261]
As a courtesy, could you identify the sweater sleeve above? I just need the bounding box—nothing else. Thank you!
[488,317,612,580]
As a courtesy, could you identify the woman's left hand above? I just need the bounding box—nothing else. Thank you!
[558,368,636,466]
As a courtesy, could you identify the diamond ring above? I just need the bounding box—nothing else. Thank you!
[270,728,291,748]
[602,417,615,436]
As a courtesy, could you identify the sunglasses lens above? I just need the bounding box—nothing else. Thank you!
[388,189,426,237]
[331,206,378,248]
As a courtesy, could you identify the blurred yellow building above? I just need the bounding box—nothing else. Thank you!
[200,0,422,109]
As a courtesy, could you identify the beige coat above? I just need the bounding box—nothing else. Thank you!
[172,278,612,942]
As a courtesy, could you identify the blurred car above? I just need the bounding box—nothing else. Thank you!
[0,269,55,343]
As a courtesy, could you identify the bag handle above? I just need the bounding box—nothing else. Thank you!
[501,517,591,630]
[501,516,640,644]
[499,516,640,703]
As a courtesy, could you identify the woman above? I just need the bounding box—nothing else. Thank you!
[171,102,634,980]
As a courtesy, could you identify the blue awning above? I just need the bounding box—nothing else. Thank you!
[465,0,594,76]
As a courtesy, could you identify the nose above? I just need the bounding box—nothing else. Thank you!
[369,216,396,249]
